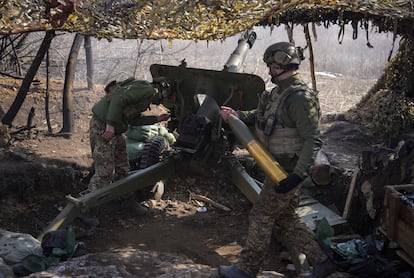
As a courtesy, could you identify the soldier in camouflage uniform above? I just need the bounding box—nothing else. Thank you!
[89,78,170,191]
[218,42,336,278]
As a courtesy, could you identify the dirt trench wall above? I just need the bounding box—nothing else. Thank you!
[0,150,88,199]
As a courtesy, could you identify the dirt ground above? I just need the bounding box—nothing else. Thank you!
[0,75,383,277]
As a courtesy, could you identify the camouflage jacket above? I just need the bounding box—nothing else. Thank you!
[237,73,322,178]
[92,80,158,134]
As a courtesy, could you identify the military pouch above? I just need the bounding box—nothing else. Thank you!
[105,78,135,101]
[263,113,276,136]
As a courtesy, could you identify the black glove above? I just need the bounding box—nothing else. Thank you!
[275,173,303,194]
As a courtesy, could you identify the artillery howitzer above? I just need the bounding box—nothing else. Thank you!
[39,30,270,240]
[38,30,347,276]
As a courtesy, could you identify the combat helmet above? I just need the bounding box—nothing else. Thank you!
[151,81,174,107]
[263,42,304,69]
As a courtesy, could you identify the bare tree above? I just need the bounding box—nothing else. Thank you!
[0,34,28,76]
[2,31,55,127]
[84,36,94,90]
[59,33,83,137]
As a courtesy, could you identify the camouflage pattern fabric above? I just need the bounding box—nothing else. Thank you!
[88,117,130,191]
[235,74,326,276]
[236,177,328,276]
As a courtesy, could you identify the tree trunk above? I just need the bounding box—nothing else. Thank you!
[84,36,94,91]
[59,33,83,137]
[1,31,55,127]
[45,49,52,133]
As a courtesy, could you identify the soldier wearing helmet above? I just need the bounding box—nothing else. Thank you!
[85,79,170,221]
[218,42,336,278]
[263,42,305,83]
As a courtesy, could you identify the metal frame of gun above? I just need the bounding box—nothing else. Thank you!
[39,29,263,237]
[38,158,175,240]
[39,29,313,276]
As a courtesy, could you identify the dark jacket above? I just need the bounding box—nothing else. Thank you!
[92,80,158,134]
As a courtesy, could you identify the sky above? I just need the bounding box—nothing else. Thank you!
[19,23,398,85]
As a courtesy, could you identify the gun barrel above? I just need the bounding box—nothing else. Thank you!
[223,30,257,73]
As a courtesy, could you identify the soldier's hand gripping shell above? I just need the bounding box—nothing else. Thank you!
[220,106,238,122]
[275,173,303,194]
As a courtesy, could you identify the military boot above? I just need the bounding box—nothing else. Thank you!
[114,167,130,181]
[78,207,100,227]
[307,259,336,278]
[218,265,254,278]
[76,209,100,238]
[120,196,149,216]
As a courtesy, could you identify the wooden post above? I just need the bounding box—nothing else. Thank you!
[304,23,317,91]
[343,170,359,219]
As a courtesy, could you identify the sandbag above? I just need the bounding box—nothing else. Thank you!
[126,124,176,145]
[0,230,42,264]
[126,125,159,141]
[158,125,176,145]
[126,140,145,161]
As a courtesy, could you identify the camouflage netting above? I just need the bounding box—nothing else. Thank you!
[346,38,414,139]
[0,0,414,41]
[1,0,414,138]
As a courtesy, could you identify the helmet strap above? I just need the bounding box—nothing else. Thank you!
[270,69,289,83]
[275,70,288,77]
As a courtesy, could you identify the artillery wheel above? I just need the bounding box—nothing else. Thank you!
[138,136,168,200]
[139,136,168,169]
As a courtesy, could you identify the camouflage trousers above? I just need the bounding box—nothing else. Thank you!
[88,117,130,191]
[237,176,328,276]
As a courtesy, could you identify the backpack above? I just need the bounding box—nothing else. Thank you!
[321,234,400,277]
[105,78,135,101]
